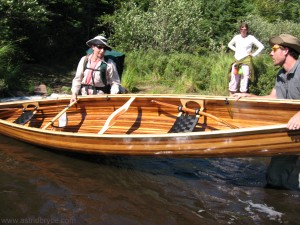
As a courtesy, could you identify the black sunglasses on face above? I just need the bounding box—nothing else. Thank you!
[95,45,106,49]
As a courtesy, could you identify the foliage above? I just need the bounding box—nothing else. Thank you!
[0,0,300,97]
[250,55,277,95]
[0,0,49,61]
[121,50,276,96]
[245,14,300,48]
[253,0,300,23]
[0,0,114,63]
[0,44,23,96]
[0,0,49,41]
[200,0,253,51]
[109,0,207,54]
[107,0,300,55]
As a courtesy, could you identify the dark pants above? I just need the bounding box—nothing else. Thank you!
[266,155,299,190]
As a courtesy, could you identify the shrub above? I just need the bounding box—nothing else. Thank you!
[0,44,23,96]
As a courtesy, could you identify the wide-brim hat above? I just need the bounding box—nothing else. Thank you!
[269,34,300,54]
[86,35,112,51]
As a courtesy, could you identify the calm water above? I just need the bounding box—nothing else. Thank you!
[0,133,300,225]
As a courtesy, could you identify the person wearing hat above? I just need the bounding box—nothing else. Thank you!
[233,34,300,190]
[70,35,124,102]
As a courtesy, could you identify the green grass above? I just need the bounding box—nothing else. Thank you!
[0,48,276,97]
[121,50,275,96]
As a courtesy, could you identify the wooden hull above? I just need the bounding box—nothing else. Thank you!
[0,94,300,157]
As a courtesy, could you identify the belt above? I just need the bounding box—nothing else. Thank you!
[81,84,110,94]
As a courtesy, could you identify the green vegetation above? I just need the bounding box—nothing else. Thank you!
[0,0,299,97]
[0,44,23,96]
[122,50,276,96]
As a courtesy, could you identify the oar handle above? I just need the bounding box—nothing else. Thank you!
[151,100,238,129]
[42,100,78,130]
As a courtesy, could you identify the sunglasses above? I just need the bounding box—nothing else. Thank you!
[95,45,106,49]
[271,45,283,52]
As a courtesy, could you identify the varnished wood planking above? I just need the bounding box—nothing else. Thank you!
[1,94,300,157]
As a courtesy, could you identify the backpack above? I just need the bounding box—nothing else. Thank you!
[85,48,125,80]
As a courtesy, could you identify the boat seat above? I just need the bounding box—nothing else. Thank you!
[168,112,199,133]
[14,103,39,125]
[14,110,34,125]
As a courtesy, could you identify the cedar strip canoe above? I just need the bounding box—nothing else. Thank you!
[0,94,300,157]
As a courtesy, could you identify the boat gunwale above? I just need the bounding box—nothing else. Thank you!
[0,118,289,139]
[3,94,300,105]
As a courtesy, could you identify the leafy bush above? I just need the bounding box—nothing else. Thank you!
[246,14,300,48]
[0,44,23,96]
[110,0,206,53]
[250,55,277,95]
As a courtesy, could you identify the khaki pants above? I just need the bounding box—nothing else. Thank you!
[229,64,250,93]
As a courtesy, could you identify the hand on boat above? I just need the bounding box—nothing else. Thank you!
[110,84,120,94]
[70,93,77,103]
[287,111,300,130]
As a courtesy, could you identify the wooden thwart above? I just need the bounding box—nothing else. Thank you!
[98,97,136,134]
[151,100,239,129]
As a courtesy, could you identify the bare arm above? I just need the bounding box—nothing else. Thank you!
[70,56,86,103]
[232,88,277,100]
[232,88,300,130]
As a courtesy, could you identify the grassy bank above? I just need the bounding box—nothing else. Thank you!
[122,50,276,96]
[2,50,276,97]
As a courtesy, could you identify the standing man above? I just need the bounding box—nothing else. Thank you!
[233,34,300,190]
[228,22,264,96]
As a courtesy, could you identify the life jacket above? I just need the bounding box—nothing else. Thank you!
[85,48,125,80]
[83,56,107,86]
[82,49,125,94]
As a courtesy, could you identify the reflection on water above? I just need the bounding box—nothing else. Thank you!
[0,134,300,225]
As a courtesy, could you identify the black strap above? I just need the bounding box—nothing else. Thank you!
[83,56,108,86]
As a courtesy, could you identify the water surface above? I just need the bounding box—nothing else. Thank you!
[0,134,300,225]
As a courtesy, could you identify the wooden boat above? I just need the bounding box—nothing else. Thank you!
[0,94,300,157]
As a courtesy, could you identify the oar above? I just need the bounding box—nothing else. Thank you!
[98,97,136,134]
[42,100,78,130]
[151,100,239,129]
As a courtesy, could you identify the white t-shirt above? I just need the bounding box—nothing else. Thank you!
[228,34,264,60]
